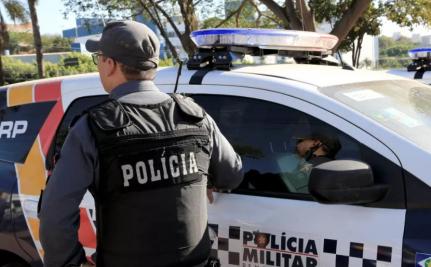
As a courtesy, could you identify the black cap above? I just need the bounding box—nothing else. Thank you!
[86,20,159,70]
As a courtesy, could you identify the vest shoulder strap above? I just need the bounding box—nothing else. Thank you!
[88,99,132,131]
[171,94,206,121]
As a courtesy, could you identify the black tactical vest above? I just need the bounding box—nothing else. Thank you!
[87,95,212,267]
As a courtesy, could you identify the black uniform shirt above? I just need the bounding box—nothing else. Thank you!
[39,80,243,267]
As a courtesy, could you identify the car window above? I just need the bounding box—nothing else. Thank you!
[192,94,404,208]
[320,80,431,152]
[46,96,108,170]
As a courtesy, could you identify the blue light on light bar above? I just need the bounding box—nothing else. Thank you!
[408,48,431,59]
[190,28,339,53]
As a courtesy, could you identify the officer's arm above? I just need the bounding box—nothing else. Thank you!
[206,114,243,190]
[39,116,97,267]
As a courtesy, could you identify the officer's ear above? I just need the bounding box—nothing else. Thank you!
[105,57,118,77]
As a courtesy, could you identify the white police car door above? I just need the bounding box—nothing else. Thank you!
[178,84,405,267]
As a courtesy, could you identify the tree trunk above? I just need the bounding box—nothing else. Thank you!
[0,12,8,86]
[215,0,248,28]
[330,0,372,50]
[140,1,179,61]
[259,0,290,28]
[177,0,198,56]
[0,56,4,86]
[28,0,44,79]
[295,0,315,31]
[259,0,305,30]
[354,35,364,68]
[258,0,372,52]
[351,41,356,67]
[147,0,197,57]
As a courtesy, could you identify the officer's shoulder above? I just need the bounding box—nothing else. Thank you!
[87,99,132,131]
[68,113,92,136]
[68,98,113,129]
[172,94,206,120]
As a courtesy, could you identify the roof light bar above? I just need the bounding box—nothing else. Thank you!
[190,28,339,53]
[408,48,431,59]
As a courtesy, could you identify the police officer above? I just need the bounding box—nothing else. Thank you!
[39,20,243,267]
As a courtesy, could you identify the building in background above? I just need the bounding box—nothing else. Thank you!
[411,34,421,44]
[62,16,171,58]
[422,35,431,46]
[62,18,106,54]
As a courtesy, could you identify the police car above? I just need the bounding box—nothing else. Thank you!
[0,28,430,267]
[386,47,431,85]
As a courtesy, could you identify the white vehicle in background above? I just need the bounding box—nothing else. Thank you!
[0,29,430,267]
[386,47,431,85]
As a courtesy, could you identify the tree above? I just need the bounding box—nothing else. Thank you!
[42,35,73,52]
[136,0,215,56]
[7,32,72,53]
[258,0,431,66]
[0,0,28,85]
[202,0,281,29]
[139,2,179,60]
[63,0,217,57]
[27,0,44,78]
[258,0,372,50]
[309,0,383,67]
[385,0,431,28]
[0,12,9,85]
[7,31,31,53]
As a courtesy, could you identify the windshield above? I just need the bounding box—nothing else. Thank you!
[320,80,431,151]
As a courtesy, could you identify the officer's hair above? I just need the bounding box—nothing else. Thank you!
[119,64,157,80]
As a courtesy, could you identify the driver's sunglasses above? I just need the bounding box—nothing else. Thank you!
[91,53,103,65]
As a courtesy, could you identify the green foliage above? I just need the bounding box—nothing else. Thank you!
[377,57,411,69]
[377,35,418,70]
[2,56,37,83]
[309,0,431,66]
[159,57,174,67]
[311,0,383,52]
[2,52,175,84]
[6,32,73,54]
[385,0,431,28]
[45,52,97,77]
[379,36,418,57]
[42,35,73,53]
[341,3,383,51]
[2,0,28,23]
[202,1,280,29]
[6,31,33,53]
[3,52,98,84]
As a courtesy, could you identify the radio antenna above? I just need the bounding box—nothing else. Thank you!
[174,60,183,93]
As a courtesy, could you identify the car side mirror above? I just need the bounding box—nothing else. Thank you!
[309,160,388,205]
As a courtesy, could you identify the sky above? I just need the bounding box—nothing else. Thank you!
[36,0,77,34]
[1,0,430,37]
[0,0,76,35]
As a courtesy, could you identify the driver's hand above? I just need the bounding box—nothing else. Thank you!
[207,188,215,204]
